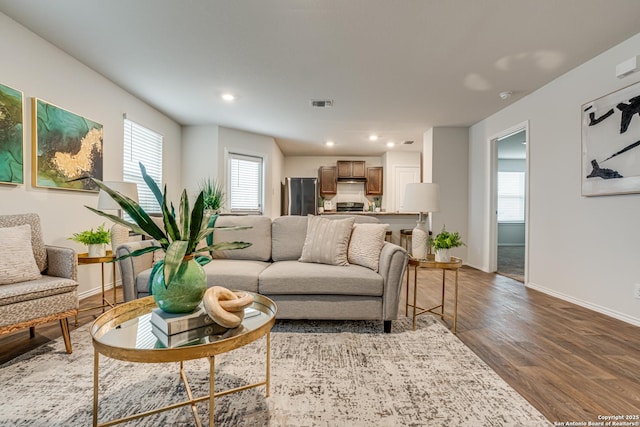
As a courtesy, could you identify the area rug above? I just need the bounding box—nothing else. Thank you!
[0,316,551,427]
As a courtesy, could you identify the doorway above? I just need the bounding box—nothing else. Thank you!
[493,127,528,283]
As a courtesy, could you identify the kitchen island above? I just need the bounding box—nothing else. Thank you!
[320,211,420,246]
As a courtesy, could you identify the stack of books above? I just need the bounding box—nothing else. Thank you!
[150,304,261,348]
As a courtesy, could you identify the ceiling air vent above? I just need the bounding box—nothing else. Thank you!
[310,99,333,108]
[403,140,415,145]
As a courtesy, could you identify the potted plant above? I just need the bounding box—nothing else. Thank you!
[373,197,382,212]
[430,225,465,262]
[69,223,110,258]
[199,177,225,214]
[317,195,325,213]
[85,163,250,313]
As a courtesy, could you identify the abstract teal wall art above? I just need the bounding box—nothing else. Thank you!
[0,82,24,185]
[32,98,103,191]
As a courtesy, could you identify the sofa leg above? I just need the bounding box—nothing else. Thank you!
[29,326,35,338]
[383,320,391,333]
[59,318,72,354]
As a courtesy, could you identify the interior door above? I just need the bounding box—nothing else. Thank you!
[394,166,420,212]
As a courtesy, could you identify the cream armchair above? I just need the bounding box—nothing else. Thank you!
[0,213,79,353]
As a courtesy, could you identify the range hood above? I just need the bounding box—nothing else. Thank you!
[337,176,367,183]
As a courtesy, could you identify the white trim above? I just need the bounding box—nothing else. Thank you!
[489,121,530,283]
[527,281,640,327]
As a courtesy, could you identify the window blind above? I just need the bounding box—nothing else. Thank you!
[123,118,163,215]
[229,153,263,214]
[497,171,525,222]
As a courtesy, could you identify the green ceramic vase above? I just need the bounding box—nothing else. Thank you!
[151,257,207,313]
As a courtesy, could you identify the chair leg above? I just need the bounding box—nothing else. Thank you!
[59,318,72,354]
[29,326,35,338]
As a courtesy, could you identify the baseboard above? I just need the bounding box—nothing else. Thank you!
[78,279,122,301]
[526,281,640,327]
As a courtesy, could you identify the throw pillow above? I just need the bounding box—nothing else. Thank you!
[348,223,389,272]
[299,216,355,266]
[0,224,42,285]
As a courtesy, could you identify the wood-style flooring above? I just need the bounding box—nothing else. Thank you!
[1,267,639,424]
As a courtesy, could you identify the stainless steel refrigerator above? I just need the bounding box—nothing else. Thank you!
[283,177,318,216]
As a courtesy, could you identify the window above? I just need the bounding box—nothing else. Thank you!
[497,171,525,222]
[123,118,163,215]
[228,152,263,214]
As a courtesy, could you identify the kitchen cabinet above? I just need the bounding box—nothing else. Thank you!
[366,167,383,195]
[337,161,366,179]
[318,166,337,195]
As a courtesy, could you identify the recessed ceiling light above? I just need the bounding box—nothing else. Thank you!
[326,141,335,147]
[221,93,235,102]
[369,134,378,141]
[386,141,395,148]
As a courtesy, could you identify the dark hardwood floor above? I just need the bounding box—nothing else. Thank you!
[2,267,639,424]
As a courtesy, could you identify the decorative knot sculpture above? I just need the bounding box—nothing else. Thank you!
[202,286,253,328]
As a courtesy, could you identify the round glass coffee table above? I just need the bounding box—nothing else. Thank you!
[90,293,277,427]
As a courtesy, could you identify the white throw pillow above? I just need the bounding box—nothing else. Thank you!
[348,223,388,272]
[0,224,42,285]
[299,216,355,266]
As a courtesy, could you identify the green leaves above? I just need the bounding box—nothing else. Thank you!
[86,162,252,287]
[430,225,465,250]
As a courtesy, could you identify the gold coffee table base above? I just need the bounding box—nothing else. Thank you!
[92,335,271,427]
[91,294,276,427]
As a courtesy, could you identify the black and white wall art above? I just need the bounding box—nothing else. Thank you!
[582,80,640,196]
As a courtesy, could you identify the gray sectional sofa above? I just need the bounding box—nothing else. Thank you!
[116,215,408,332]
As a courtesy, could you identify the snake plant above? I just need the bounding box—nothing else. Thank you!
[85,163,250,286]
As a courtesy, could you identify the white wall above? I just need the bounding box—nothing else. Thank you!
[468,31,640,325]
[0,12,182,298]
[218,127,284,218]
[181,125,220,198]
[424,128,469,260]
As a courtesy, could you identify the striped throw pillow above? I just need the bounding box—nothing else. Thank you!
[299,216,355,266]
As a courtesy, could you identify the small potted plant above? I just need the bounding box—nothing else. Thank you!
[318,195,325,213]
[430,225,465,262]
[69,223,111,257]
[373,197,382,212]
[199,177,225,214]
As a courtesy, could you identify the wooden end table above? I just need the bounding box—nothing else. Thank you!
[90,293,277,427]
[405,256,463,334]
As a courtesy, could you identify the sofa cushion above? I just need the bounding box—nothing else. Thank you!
[0,275,77,306]
[0,225,42,285]
[135,259,270,295]
[212,216,272,261]
[259,260,383,296]
[299,216,355,266]
[348,223,389,272]
[271,216,309,261]
[202,259,270,293]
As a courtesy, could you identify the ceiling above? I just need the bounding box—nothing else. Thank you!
[2,1,640,156]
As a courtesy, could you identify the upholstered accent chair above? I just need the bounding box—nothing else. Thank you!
[0,213,79,353]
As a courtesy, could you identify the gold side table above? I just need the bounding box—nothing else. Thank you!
[76,251,117,324]
[90,294,277,427]
[405,256,463,334]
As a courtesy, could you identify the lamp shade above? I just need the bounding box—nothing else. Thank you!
[403,183,440,213]
[97,181,139,211]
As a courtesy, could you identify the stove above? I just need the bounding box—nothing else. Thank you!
[336,202,365,212]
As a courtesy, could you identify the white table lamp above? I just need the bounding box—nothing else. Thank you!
[97,181,139,252]
[403,183,440,260]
